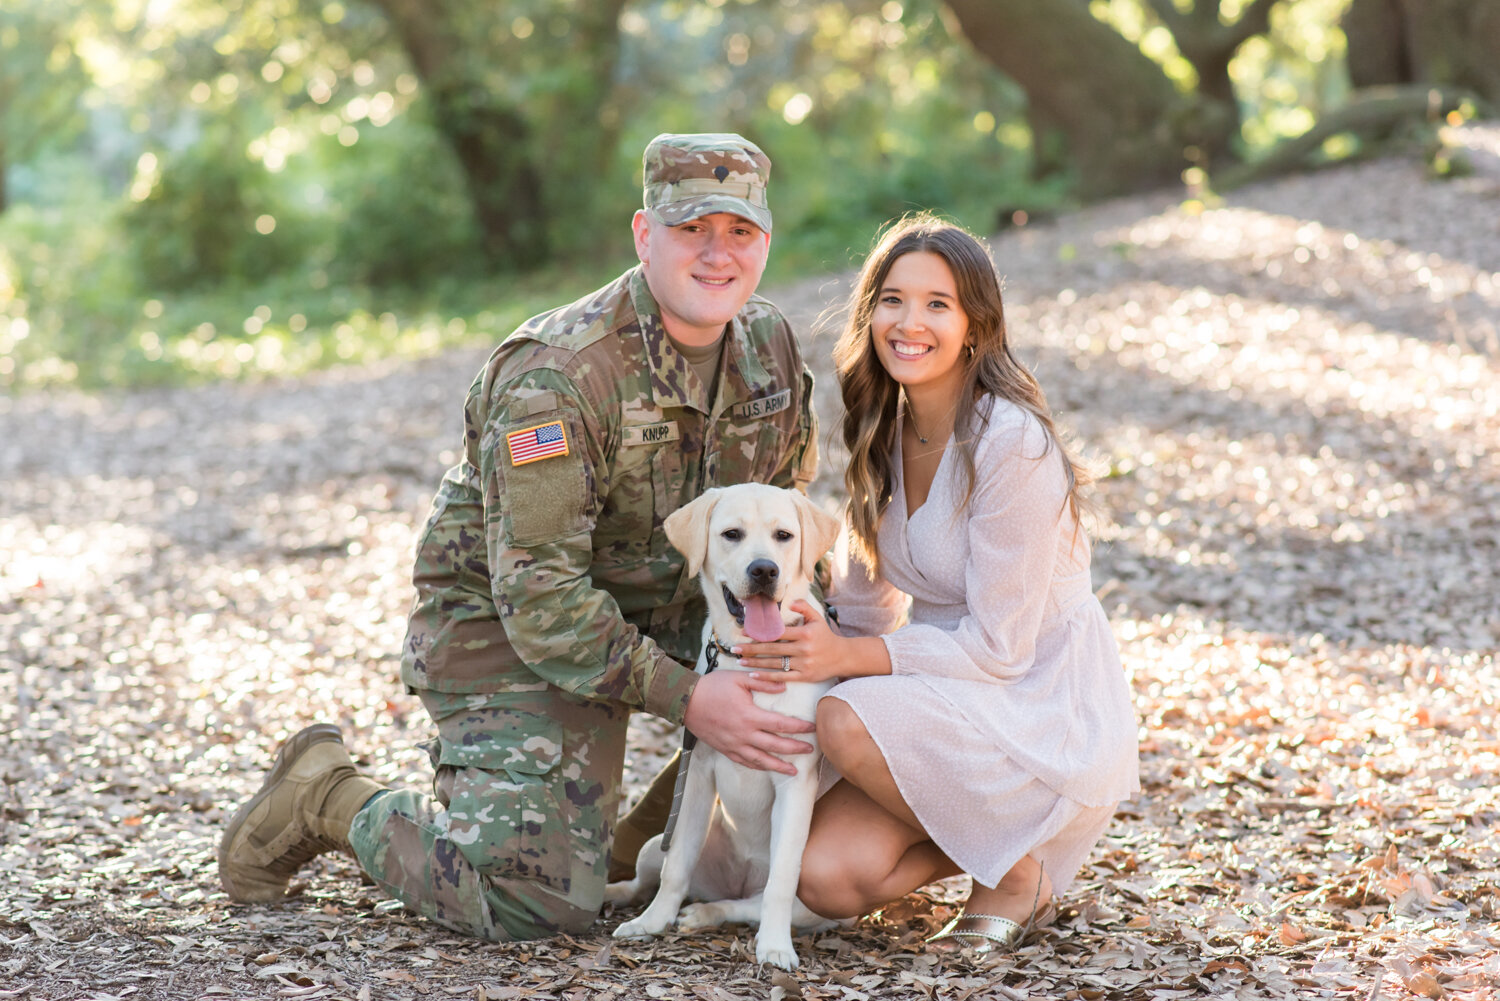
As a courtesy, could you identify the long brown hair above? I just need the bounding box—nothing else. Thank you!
[834,213,1093,573]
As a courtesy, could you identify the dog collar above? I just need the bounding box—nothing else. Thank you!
[679,635,735,758]
[703,634,737,673]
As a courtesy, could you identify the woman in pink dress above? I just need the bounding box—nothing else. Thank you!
[734,215,1139,952]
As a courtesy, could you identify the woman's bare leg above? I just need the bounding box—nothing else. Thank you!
[816,697,922,828]
[815,696,1053,928]
[797,778,960,918]
[799,697,959,917]
[958,854,1053,921]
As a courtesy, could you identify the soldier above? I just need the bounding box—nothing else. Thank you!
[218,133,821,940]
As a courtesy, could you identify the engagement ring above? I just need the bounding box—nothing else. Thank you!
[782,655,790,672]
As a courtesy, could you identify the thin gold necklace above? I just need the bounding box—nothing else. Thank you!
[905,399,956,445]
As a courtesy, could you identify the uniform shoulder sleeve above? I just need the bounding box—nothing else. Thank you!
[754,304,817,493]
[478,365,604,546]
[475,362,699,721]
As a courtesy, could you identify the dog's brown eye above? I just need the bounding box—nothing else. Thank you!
[721,529,743,541]
[775,530,794,542]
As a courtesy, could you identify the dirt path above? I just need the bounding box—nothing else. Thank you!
[2,126,1498,1000]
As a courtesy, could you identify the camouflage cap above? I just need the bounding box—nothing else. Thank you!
[642,133,772,233]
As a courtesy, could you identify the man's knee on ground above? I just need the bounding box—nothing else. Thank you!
[530,898,601,937]
[493,877,605,939]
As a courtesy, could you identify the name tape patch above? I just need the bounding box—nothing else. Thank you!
[732,388,791,421]
[621,421,681,447]
[507,420,569,466]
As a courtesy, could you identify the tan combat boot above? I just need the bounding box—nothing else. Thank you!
[608,750,680,882]
[218,723,386,902]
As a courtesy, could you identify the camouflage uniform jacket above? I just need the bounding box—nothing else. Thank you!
[400,266,819,726]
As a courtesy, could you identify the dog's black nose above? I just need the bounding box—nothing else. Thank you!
[747,559,779,590]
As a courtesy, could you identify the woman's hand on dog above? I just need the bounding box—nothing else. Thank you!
[735,600,892,684]
[684,669,815,775]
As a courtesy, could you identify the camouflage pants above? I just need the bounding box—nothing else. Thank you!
[348,687,630,941]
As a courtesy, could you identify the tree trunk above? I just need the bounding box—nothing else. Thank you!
[369,0,628,269]
[1344,0,1500,103]
[1343,0,1409,88]
[433,91,547,267]
[945,0,1231,198]
[1144,0,1279,159]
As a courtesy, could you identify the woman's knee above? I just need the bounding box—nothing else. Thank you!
[816,697,872,771]
[797,849,866,919]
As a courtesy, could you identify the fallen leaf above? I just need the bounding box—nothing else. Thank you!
[769,970,801,998]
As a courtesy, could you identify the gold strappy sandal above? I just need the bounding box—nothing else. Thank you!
[926,902,1056,954]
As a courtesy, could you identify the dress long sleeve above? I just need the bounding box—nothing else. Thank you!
[826,527,909,639]
[881,413,1074,683]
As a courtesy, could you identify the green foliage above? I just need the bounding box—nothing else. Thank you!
[0,192,136,386]
[1232,0,1353,152]
[364,0,633,267]
[322,113,487,287]
[124,118,311,290]
[0,184,609,389]
[0,0,91,187]
[1426,131,1475,179]
[618,0,1070,280]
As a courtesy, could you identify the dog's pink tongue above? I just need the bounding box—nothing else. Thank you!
[742,595,785,642]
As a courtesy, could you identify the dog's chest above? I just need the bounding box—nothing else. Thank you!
[708,754,781,839]
[748,677,833,723]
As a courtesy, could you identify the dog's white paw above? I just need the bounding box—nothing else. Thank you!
[613,912,673,939]
[755,933,799,971]
[603,880,640,905]
[676,902,728,932]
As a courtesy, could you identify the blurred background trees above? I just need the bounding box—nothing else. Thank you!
[0,0,1492,388]
[0,0,91,212]
[947,0,1494,194]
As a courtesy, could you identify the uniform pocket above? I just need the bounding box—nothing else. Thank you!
[434,709,563,775]
[435,713,572,892]
[649,444,686,555]
[710,419,790,486]
[594,439,657,556]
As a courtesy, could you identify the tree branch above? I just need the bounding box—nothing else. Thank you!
[1220,0,1280,51]
[1215,84,1470,189]
[1143,0,1194,40]
[366,0,451,81]
[1169,0,1281,62]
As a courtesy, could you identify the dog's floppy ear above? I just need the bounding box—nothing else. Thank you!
[792,491,841,581]
[664,488,723,578]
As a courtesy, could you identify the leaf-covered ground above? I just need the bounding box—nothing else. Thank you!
[3,125,1498,1000]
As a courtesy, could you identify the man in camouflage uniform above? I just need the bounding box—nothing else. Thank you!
[218,133,821,940]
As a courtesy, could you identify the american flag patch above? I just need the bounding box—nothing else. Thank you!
[506,420,569,466]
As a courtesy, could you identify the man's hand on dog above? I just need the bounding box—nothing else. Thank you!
[684,670,815,775]
[734,599,892,685]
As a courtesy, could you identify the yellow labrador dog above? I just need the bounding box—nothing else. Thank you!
[608,483,841,970]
